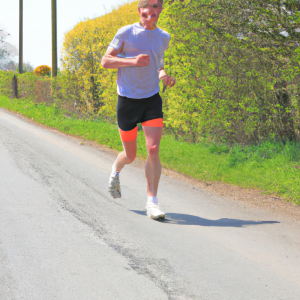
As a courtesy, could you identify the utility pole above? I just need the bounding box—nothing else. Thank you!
[52,0,57,77]
[19,0,23,74]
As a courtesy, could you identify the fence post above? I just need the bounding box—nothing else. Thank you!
[12,74,18,100]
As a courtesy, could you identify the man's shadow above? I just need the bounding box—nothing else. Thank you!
[130,210,280,227]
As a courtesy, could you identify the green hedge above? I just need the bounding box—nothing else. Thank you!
[159,0,300,144]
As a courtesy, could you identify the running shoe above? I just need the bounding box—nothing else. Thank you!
[108,171,121,198]
[145,202,165,220]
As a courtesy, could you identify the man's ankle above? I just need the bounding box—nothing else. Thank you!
[112,164,121,173]
[147,196,158,204]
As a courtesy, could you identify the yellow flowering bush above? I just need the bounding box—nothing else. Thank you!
[61,1,139,117]
[34,65,51,77]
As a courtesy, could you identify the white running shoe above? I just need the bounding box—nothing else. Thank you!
[145,202,165,220]
[108,171,121,198]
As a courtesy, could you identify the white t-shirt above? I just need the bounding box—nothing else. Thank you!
[109,22,171,99]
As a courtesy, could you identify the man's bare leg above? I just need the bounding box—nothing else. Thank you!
[109,138,137,198]
[113,139,137,172]
[143,126,165,219]
[143,126,163,197]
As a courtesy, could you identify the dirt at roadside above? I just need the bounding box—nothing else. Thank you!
[6,108,300,223]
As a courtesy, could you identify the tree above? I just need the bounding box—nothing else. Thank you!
[0,28,18,70]
[14,61,34,73]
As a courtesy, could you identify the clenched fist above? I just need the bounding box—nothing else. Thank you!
[162,75,176,88]
[135,54,150,67]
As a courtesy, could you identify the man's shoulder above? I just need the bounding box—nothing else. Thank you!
[157,28,171,40]
[116,24,135,36]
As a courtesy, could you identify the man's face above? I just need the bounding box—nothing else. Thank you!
[138,0,162,30]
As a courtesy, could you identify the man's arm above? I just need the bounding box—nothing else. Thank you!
[101,43,150,69]
[159,68,176,88]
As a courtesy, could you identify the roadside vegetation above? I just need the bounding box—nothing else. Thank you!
[1,0,300,204]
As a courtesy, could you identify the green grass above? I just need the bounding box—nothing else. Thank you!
[1,94,300,204]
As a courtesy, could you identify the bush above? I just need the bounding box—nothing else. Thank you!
[61,1,139,118]
[159,0,300,144]
[0,70,86,117]
[0,70,40,101]
[34,65,51,77]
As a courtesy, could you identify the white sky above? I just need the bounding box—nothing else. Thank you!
[0,0,129,68]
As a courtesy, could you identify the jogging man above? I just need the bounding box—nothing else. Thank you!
[101,0,175,220]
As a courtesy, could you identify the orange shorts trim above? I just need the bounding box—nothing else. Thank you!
[119,126,138,142]
[141,118,163,127]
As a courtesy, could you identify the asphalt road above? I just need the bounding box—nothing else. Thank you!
[0,108,300,300]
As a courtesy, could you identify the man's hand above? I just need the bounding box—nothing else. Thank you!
[162,75,176,88]
[135,54,150,67]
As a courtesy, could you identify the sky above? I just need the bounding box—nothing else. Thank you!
[0,0,128,68]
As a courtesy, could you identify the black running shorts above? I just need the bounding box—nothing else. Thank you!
[117,93,163,142]
[117,93,163,131]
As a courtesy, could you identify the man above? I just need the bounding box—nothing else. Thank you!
[101,0,175,220]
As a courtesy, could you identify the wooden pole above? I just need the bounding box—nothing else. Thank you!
[19,0,23,74]
[52,0,57,77]
[12,74,18,99]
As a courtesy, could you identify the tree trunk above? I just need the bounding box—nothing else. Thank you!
[275,81,295,142]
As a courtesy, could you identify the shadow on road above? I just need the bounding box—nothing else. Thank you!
[130,210,280,227]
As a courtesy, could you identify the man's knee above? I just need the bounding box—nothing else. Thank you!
[125,151,136,163]
[147,145,159,159]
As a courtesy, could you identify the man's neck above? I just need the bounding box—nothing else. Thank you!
[139,21,157,30]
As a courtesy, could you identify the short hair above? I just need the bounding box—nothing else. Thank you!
[138,0,163,9]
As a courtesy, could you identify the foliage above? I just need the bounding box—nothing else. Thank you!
[158,0,300,144]
[0,70,14,97]
[1,2,140,119]
[0,70,88,116]
[0,28,17,70]
[0,70,40,101]
[61,1,139,117]
[34,65,51,77]
[15,61,35,73]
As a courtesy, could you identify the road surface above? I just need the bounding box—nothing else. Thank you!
[0,108,300,300]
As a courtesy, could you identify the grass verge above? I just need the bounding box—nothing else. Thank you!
[1,94,300,205]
